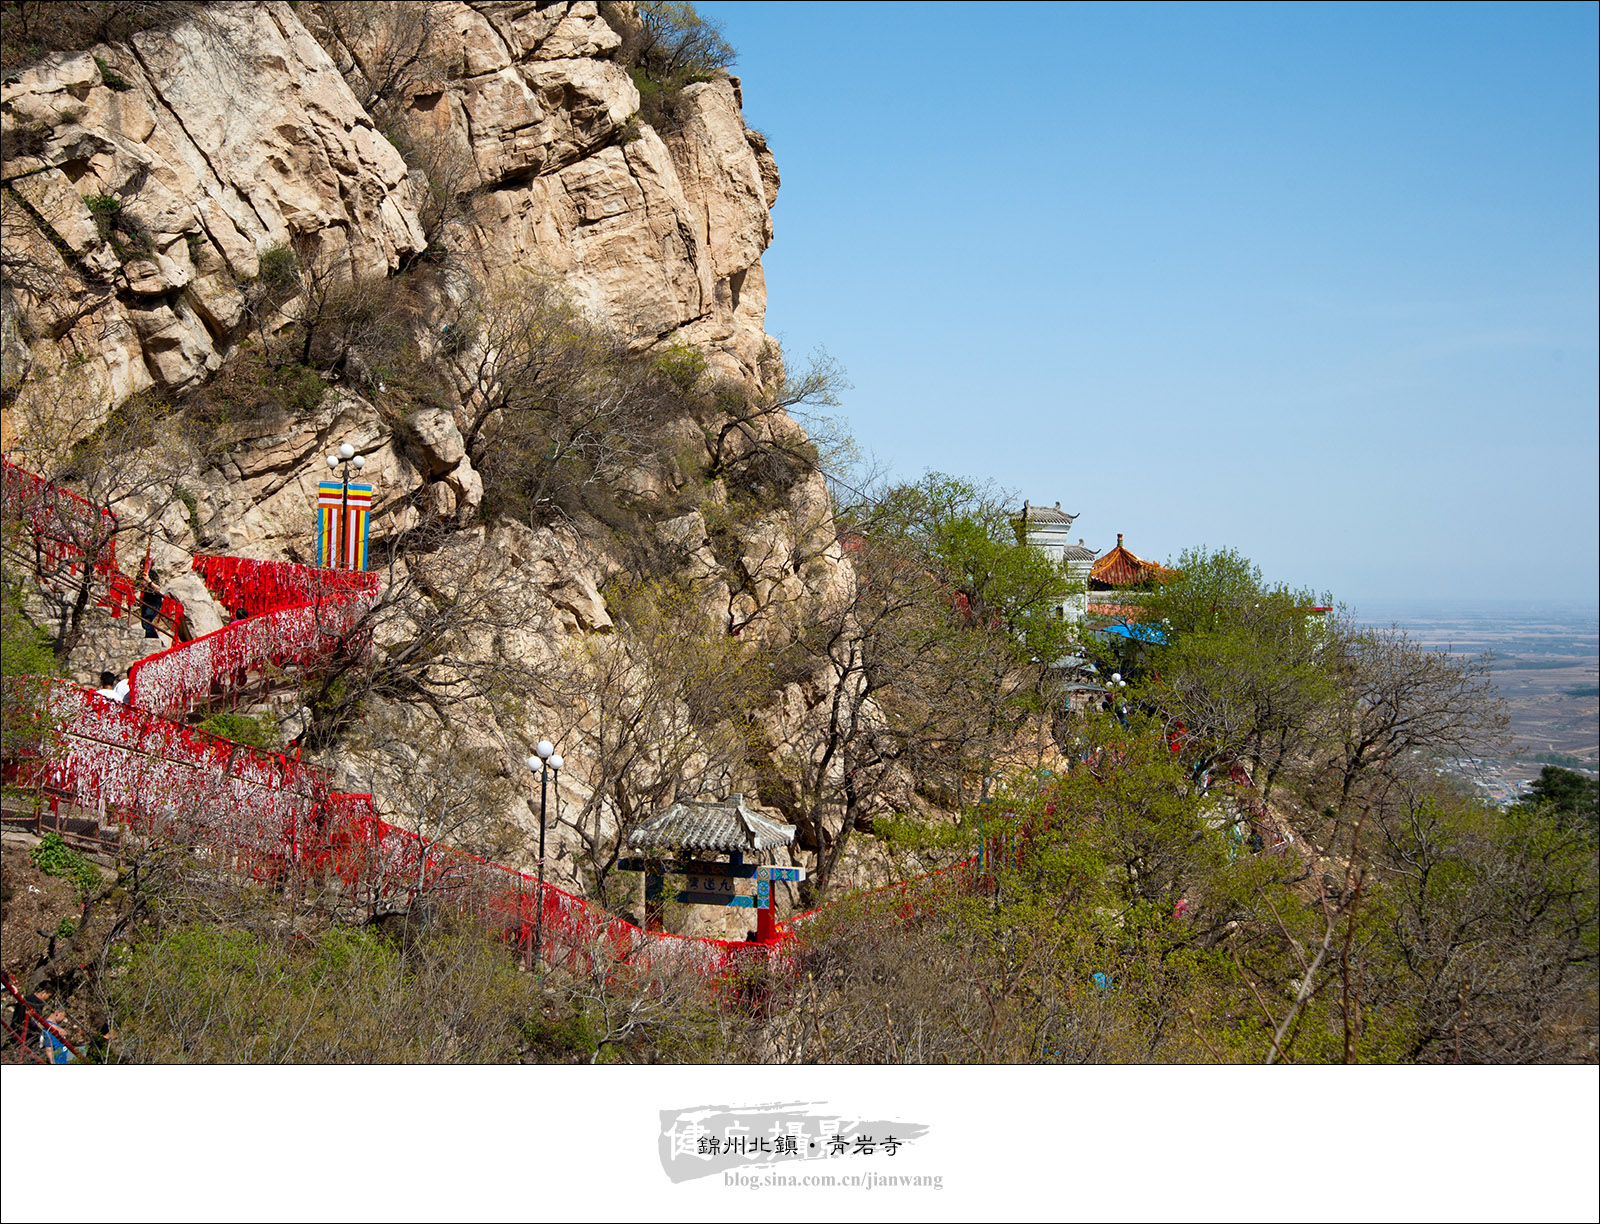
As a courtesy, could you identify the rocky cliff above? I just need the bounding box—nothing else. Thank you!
[1,1,778,407]
[1,1,856,934]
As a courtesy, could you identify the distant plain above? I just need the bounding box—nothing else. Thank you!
[1353,599,1599,792]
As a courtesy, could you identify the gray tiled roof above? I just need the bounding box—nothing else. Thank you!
[1019,503,1078,524]
[627,794,796,853]
[1059,544,1098,561]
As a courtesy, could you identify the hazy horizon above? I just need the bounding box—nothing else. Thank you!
[1348,594,1599,616]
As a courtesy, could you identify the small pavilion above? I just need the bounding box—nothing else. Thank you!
[621,793,801,942]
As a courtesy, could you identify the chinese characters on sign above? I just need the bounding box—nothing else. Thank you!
[685,874,737,895]
[692,1132,906,1157]
[659,1103,929,1183]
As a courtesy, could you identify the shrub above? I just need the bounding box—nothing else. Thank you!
[81,191,151,255]
[1,2,207,71]
[82,194,121,242]
[654,338,706,391]
[0,579,61,794]
[603,1,735,131]
[285,362,327,412]
[197,711,280,751]
[256,242,300,295]
[30,832,101,899]
[0,111,50,159]
[172,485,202,539]
[181,343,327,438]
[107,916,547,1063]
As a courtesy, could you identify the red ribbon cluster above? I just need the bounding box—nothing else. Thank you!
[192,554,378,618]
[2,459,184,637]
[7,467,790,974]
[128,555,379,716]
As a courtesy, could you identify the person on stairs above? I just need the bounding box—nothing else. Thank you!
[94,671,129,703]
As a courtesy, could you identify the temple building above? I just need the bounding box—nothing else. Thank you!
[1089,533,1174,592]
[1014,501,1097,623]
[1087,534,1175,665]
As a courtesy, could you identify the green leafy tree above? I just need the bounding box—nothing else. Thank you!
[767,474,1090,896]
[1139,547,1334,802]
[1516,765,1599,833]
[866,473,1081,667]
[0,569,56,678]
[1,541,63,808]
[763,730,1315,1062]
[1359,785,1599,1062]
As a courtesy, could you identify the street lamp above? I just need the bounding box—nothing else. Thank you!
[325,443,365,569]
[1105,672,1129,728]
[526,742,563,967]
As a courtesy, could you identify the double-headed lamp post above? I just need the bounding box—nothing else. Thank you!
[1104,671,1129,725]
[324,443,365,569]
[525,741,563,966]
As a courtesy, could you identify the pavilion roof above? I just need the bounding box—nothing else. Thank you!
[626,794,795,854]
[1089,534,1174,589]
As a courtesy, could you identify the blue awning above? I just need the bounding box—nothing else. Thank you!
[1098,622,1167,644]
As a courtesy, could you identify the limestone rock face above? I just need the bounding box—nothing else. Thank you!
[180,390,425,562]
[4,0,784,443]
[163,570,226,640]
[373,4,782,380]
[406,407,468,476]
[1,1,426,437]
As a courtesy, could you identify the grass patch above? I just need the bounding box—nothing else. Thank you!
[31,832,101,900]
[93,55,131,90]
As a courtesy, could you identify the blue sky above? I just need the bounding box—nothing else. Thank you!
[697,1,1599,606]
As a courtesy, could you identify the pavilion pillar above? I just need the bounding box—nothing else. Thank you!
[644,871,665,932]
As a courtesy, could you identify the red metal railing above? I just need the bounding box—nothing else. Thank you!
[2,458,184,639]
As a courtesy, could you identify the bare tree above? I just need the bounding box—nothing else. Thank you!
[303,2,442,121]
[446,276,670,523]
[389,121,480,254]
[0,2,207,69]
[2,356,190,664]
[342,702,522,922]
[1318,625,1509,814]
[261,236,408,378]
[555,931,733,1063]
[1361,778,1597,1063]
[692,490,843,640]
[540,579,763,900]
[702,343,848,481]
[757,526,960,897]
[296,516,546,754]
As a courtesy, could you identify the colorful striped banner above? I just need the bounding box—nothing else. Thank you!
[315,481,372,571]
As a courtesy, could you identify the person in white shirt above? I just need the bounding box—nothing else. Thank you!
[93,672,130,703]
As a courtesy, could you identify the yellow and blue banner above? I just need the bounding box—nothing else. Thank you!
[315,481,372,571]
